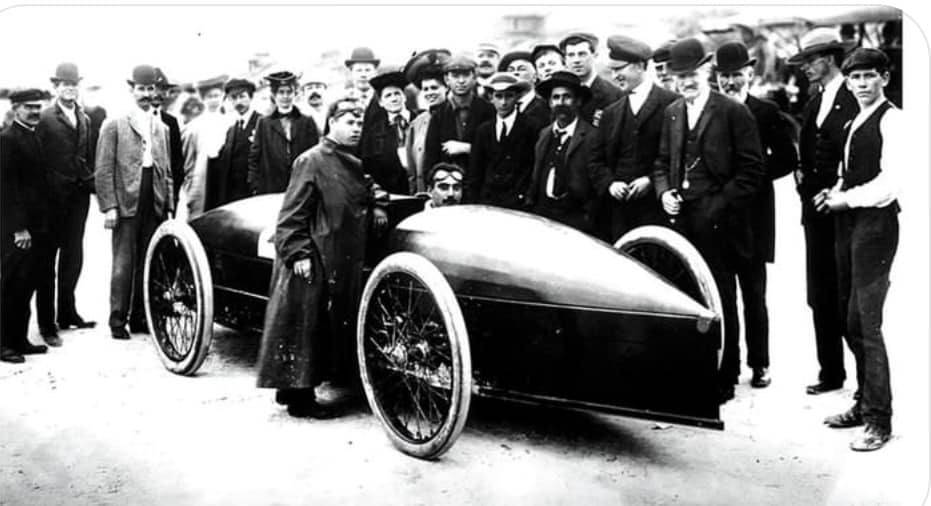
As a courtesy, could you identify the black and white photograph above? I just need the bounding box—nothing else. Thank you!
[1,2,928,504]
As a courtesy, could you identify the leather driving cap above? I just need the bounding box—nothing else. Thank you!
[713,41,757,73]
[443,54,477,73]
[606,35,652,63]
[51,62,81,83]
[666,38,712,74]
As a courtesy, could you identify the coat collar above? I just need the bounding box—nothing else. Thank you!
[565,117,591,157]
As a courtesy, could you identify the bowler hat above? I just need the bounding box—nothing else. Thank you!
[535,70,592,103]
[841,47,890,75]
[9,88,50,104]
[606,35,652,64]
[787,27,858,65]
[404,48,451,87]
[345,47,380,68]
[224,78,256,95]
[51,62,81,83]
[531,43,563,63]
[666,38,712,74]
[484,72,531,94]
[498,50,534,72]
[443,54,477,73]
[559,32,599,52]
[653,40,676,64]
[369,67,408,94]
[713,41,757,73]
[127,65,159,86]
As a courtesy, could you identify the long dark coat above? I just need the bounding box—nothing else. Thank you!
[205,111,260,209]
[158,110,184,202]
[580,75,623,128]
[359,108,414,195]
[35,103,94,199]
[247,109,319,195]
[256,138,375,389]
[466,114,537,209]
[745,95,798,263]
[423,94,496,174]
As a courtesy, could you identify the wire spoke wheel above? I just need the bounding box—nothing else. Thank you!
[358,253,471,459]
[615,226,724,369]
[144,220,214,375]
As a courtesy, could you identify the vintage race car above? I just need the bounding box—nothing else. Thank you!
[143,193,724,459]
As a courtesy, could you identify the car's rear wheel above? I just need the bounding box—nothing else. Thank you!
[357,252,471,460]
[615,225,723,369]
[144,219,214,376]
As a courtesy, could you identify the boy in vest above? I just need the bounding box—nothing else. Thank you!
[815,48,902,452]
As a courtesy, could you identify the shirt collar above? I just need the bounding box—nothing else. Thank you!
[823,73,845,95]
[14,119,35,132]
[498,109,518,129]
[582,73,597,88]
[56,99,76,112]
[630,78,651,96]
[553,117,578,138]
[448,92,475,110]
[518,91,535,110]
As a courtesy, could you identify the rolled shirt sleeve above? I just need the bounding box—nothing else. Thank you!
[839,104,901,209]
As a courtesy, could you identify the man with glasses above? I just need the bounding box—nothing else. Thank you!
[94,65,174,340]
[35,63,97,342]
[248,71,319,195]
[788,28,859,396]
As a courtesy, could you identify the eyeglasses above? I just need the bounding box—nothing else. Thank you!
[801,55,827,68]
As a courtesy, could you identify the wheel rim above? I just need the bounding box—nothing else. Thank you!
[363,271,457,444]
[624,242,703,303]
[148,235,200,362]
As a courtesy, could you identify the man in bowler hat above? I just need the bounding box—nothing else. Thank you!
[2,89,54,362]
[35,63,97,341]
[714,41,798,388]
[94,65,174,340]
[652,38,764,403]
[589,35,678,242]
[345,47,380,110]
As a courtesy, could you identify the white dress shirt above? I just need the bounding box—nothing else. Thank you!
[388,109,412,169]
[836,98,902,209]
[816,73,845,127]
[685,86,711,131]
[131,106,154,167]
[495,110,518,141]
[627,79,652,116]
[57,100,77,127]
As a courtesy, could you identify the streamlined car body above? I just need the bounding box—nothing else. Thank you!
[144,193,724,459]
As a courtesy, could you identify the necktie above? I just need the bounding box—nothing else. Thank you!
[554,128,567,146]
[498,121,507,143]
[393,115,408,145]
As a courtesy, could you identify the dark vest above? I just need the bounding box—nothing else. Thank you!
[536,132,570,206]
[681,126,715,200]
[800,89,857,181]
[841,101,899,213]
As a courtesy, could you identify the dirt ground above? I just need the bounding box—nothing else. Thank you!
[1,173,929,505]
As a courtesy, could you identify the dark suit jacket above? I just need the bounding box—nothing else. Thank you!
[520,94,551,137]
[360,108,414,194]
[35,102,93,199]
[589,83,677,239]
[248,109,319,195]
[652,91,764,260]
[467,114,537,209]
[206,111,260,209]
[158,110,184,201]
[580,75,623,127]
[746,95,798,262]
[527,119,596,231]
[1,122,49,237]
[423,94,496,174]
[797,82,858,223]
[84,105,107,169]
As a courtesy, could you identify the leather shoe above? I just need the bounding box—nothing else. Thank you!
[111,327,131,340]
[43,335,63,347]
[850,424,891,451]
[58,316,97,329]
[21,343,48,355]
[287,399,336,419]
[1,347,25,364]
[806,381,842,395]
[717,384,735,404]
[824,406,864,428]
[751,367,771,388]
[39,325,59,339]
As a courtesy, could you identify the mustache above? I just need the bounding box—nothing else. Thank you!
[308,92,322,100]
[552,105,573,116]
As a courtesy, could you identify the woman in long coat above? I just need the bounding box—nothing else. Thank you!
[256,99,385,418]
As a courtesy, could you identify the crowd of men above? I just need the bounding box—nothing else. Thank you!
[0,26,902,452]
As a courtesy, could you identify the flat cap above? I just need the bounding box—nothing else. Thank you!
[499,50,534,71]
[224,78,256,95]
[484,72,531,94]
[606,35,652,64]
[559,32,599,51]
[841,47,890,74]
[443,54,477,73]
[531,43,563,63]
[9,88,50,104]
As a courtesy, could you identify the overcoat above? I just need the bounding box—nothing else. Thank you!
[256,138,376,389]
[247,109,319,195]
[423,94,496,174]
[467,114,537,209]
[580,75,623,127]
[205,110,260,209]
[360,107,414,195]
[35,102,94,199]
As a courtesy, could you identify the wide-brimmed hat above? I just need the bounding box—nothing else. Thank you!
[345,47,380,68]
[787,27,858,65]
[498,50,534,71]
[51,62,81,84]
[484,72,532,94]
[9,88,51,104]
[369,67,408,94]
[224,77,256,95]
[404,48,451,87]
[127,65,158,86]
[666,38,713,74]
[713,41,757,73]
[606,35,652,65]
[535,70,592,103]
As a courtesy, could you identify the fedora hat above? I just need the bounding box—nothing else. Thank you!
[535,70,592,103]
[127,65,158,86]
[787,27,858,64]
[713,41,757,73]
[484,72,531,94]
[51,62,81,83]
[345,47,380,68]
[666,38,712,74]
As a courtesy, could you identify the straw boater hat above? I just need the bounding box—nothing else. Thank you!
[787,27,858,65]
[535,70,592,103]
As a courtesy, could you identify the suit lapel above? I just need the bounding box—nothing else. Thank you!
[127,111,146,139]
[693,92,718,142]
[668,100,686,179]
[270,116,289,143]
[566,121,587,157]
[635,85,662,125]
